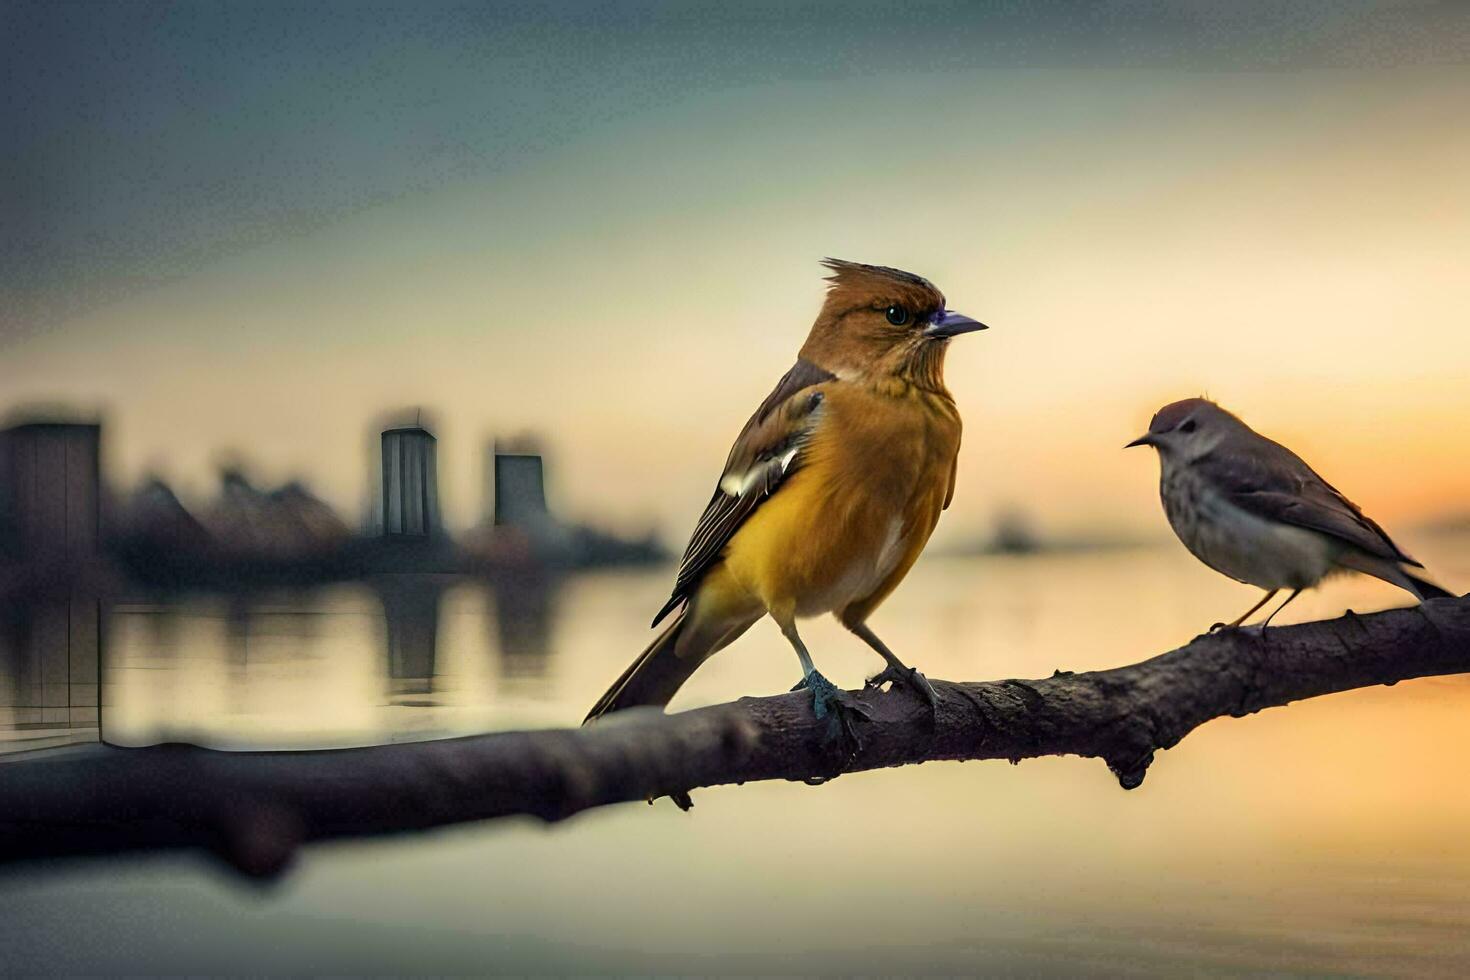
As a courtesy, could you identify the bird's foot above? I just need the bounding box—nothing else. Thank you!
[792,670,870,720]
[791,670,871,749]
[865,663,941,715]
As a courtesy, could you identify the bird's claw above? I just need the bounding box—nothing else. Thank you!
[792,671,870,720]
[866,663,941,715]
[791,670,871,750]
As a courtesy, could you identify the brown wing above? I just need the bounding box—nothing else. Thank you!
[1196,434,1420,567]
[651,359,834,626]
[943,432,961,510]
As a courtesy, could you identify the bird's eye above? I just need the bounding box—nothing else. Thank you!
[885,304,909,326]
[1180,420,1197,434]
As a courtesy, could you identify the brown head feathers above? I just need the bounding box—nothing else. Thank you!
[799,258,958,390]
[820,258,945,316]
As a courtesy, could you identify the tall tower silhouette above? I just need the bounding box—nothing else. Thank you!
[492,450,548,529]
[0,421,103,736]
[380,423,440,537]
[0,421,101,560]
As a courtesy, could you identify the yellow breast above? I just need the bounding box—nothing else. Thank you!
[721,380,961,619]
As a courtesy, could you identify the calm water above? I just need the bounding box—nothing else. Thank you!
[3,534,1469,976]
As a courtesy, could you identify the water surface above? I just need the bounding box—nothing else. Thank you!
[3,536,1468,976]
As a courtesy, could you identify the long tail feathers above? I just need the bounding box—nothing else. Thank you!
[583,607,695,725]
[1403,568,1456,601]
[1338,551,1456,602]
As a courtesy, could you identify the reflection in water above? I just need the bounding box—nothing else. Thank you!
[0,594,101,738]
[4,532,1465,752]
[108,598,186,735]
[65,570,568,746]
[490,570,560,693]
[3,536,1469,974]
[374,575,445,699]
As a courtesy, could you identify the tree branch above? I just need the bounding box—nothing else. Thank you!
[3,596,1467,878]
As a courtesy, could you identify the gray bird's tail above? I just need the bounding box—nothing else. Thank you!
[1403,569,1456,601]
[1338,552,1456,602]
[583,608,696,724]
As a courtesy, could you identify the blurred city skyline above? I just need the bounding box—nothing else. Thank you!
[4,1,1467,545]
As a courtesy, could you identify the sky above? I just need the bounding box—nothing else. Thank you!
[2,0,1468,544]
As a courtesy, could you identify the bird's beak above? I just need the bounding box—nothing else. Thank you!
[924,309,989,339]
[1124,433,1155,449]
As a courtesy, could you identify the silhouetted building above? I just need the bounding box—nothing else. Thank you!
[269,481,351,555]
[200,470,274,557]
[487,440,577,565]
[382,425,440,537]
[108,477,213,585]
[198,470,348,561]
[0,421,100,562]
[0,422,102,733]
[493,450,549,528]
[114,478,208,553]
[478,438,665,568]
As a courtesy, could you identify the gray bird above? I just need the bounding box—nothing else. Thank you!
[1127,397,1453,629]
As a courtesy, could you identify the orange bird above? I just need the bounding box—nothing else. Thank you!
[585,259,987,727]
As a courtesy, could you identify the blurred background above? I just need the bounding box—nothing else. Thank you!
[2,0,1468,974]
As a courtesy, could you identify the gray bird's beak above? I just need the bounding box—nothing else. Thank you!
[924,309,989,338]
[1124,433,1155,449]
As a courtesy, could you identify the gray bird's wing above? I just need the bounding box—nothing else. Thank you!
[650,358,834,626]
[1197,434,1420,567]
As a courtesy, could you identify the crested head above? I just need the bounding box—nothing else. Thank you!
[819,258,946,317]
[799,258,984,389]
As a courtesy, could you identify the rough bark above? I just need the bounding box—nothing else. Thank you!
[2,596,1466,879]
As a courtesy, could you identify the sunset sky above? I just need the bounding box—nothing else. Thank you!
[4,0,1468,545]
